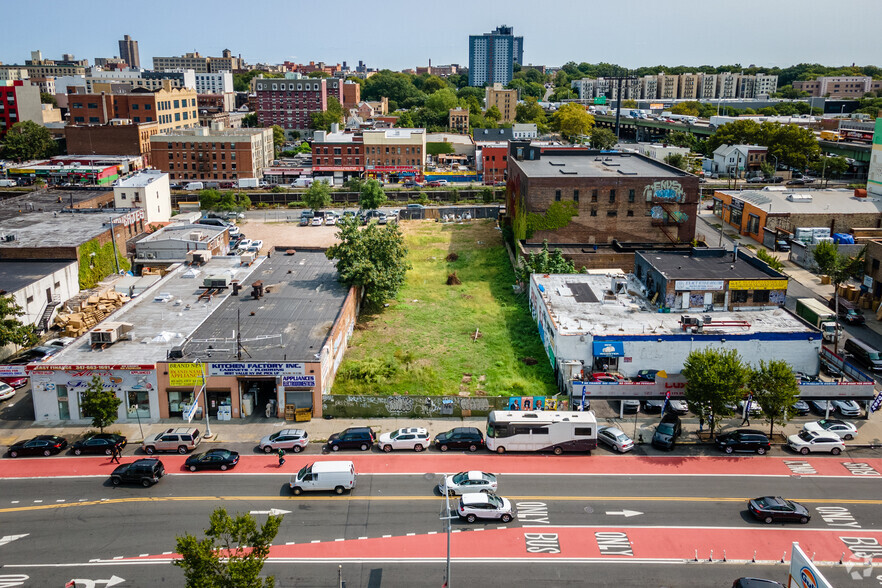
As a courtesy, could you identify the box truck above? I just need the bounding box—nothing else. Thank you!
[795,298,840,342]
[289,461,356,495]
[237,178,259,189]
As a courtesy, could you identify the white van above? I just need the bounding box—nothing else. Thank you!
[184,182,204,191]
[0,179,17,187]
[289,460,356,495]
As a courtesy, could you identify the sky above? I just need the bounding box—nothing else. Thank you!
[2,0,881,72]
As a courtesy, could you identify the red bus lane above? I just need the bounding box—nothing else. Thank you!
[125,526,882,564]
[2,454,882,478]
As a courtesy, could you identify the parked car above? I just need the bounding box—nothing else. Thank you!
[310,216,323,226]
[377,427,429,452]
[7,345,60,364]
[141,427,201,455]
[791,399,811,416]
[786,179,806,186]
[808,399,833,415]
[428,179,449,187]
[325,215,337,226]
[619,399,640,414]
[666,399,689,415]
[738,400,763,416]
[327,427,376,452]
[820,359,843,378]
[774,240,790,252]
[71,433,127,456]
[787,429,845,455]
[406,203,425,210]
[185,449,240,471]
[794,371,820,383]
[457,493,513,523]
[110,458,165,487]
[747,496,810,524]
[45,337,76,348]
[439,471,498,495]
[259,429,309,453]
[747,176,766,184]
[651,413,682,451]
[632,369,659,382]
[597,427,634,453]
[7,435,68,457]
[0,382,15,401]
[715,430,771,455]
[833,399,862,417]
[642,399,666,413]
[1,376,28,389]
[433,427,485,452]
[246,239,264,252]
[803,419,858,440]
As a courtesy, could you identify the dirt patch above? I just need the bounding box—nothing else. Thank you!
[238,218,341,250]
[521,356,538,365]
[446,272,461,285]
[446,252,459,262]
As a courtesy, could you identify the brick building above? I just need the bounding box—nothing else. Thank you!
[152,49,243,74]
[362,128,426,178]
[506,144,699,246]
[793,76,875,98]
[484,83,517,123]
[150,126,274,183]
[311,129,364,182]
[342,81,361,110]
[255,77,327,134]
[0,80,42,136]
[448,107,469,133]
[67,82,198,134]
[479,143,507,185]
[64,121,159,165]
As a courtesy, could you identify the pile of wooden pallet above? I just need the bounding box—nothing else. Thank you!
[53,289,131,338]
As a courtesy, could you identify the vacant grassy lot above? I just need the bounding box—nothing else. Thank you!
[333,219,557,397]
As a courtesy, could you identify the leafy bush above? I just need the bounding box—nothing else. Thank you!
[337,358,398,383]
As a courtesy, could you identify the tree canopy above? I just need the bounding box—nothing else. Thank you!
[79,375,123,432]
[309,97,345,131]
[270,126,285,154]
[706,120,820,170]
[552,103,594,141]
[748,359,800,437]
[301,180,331,211]
[198,189,251,212]
[358,179,387,210]
[682,348,748,436]
[518,241,576,282]
[325,216,411,311]
[1,120,56,161]
[0,295,38,349]
[175,507,282,588]
[589,127,617,150]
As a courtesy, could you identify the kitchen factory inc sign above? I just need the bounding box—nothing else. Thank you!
[208,363,305,377]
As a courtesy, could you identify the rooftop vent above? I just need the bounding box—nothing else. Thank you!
[786,193,813,203]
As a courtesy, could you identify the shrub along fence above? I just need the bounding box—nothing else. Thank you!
[322,394,567,418]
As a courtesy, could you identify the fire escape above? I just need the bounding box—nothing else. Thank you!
[650,196,689,243]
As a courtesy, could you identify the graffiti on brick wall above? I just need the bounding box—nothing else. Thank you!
[644,180,685,203]
[770,290,786,305]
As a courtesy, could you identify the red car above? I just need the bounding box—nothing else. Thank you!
[589,372,624,383]
[1,377,28,389]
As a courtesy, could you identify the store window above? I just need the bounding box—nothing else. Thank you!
[168,389,194,417]
[127,390,150,419]
[732,290,748,303]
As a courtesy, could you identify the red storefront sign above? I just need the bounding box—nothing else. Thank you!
[312,166,364,172]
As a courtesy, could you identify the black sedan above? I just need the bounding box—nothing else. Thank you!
[184,449,240,472]
[7,435,68,458]
[747,496,810,524]
[71,433,127,456]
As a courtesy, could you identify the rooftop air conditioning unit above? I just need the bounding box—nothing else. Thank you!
[203,274,231,288]
[89,322,134,346]
[168,346,184,359]
[145,253,155,259]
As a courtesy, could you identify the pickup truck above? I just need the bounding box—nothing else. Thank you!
[828,297,866,325]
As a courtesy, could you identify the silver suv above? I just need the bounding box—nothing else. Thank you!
[142,427,202,455]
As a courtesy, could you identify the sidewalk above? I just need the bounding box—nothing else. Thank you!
[1,412,879,450]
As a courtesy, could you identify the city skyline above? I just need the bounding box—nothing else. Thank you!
[1,0,880,72]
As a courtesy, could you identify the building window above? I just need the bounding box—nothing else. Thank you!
[607,210,617,217]
[753,290,770,303]
[609,189,616,203]
[628,189,635,203]
[591,189,598,202]
[555,190,561,201]
[573,190,579,202]
[732,290,749,303]
[872,258,880,272]
[746,214,760,235]
[627,210,634,217]
[590,209,597,217]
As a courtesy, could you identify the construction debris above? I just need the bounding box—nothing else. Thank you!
[54,288,130,339]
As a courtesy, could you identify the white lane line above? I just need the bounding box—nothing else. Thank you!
[382,534,391,538]
[452,530,461,533]
[406,533,415,536]
[33,500,42,503]
[358,537,368,540]
[56,499,65,503]
[473,529,484,532]
[10,501,19,504]
[286,542,296,545]
[162,552,172,555]
[428,532,438,535]
[112,556,123,560]
[139,554,149,557]
[334,538,344,542]
[497,526,506,530]
[311,540,320,544]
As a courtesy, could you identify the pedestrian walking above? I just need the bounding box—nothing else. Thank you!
[699,416,705,433]
[111,444,121,464]
[741,413,750,427]
[278,448,285,468]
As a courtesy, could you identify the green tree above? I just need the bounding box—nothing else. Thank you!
[549,88,576,102]
[40,92,57,106]
[515,96,548,132]
[808,155,849,181]
[1,120,56,161]
[309,97,345,131]
[812,242,866,353]
[621,99,638,108]
[589,127,617,150]
[424,88,459,115]
[774,85,810,99]
[241,113,258,128]
[343,177,364,193]
[682,348,748,437]
[705,120,819,170]
[325,216,411,311]
[359,178,387,210]
[79,375,123,432]
[756,248,784,272]
[664,153,687,170]
[666,131,695,149]
[302,180,332,211]
[485,105,502,123]
[0,294,38,348]
[362,70,427,109]
[760,161,776,178]
[174,507,282,588]
[748,360,800,438]
[306,71,330,78]
[270,126,285,155]
[518,241,575,282]
[552,103,594,141]
[671,102,700,116]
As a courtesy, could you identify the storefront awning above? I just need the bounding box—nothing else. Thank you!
[592,341,624,357]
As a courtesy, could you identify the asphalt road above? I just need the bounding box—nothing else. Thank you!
[2,471,880,587]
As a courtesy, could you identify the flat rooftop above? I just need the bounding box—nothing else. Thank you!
[137,223,225,244]
[180,250,349,362]
[0,190,110,223]
[641,250,780,281]
[47,256,263,365]
[533,273,812,336]
[116,170,167,189]
[0,260,76,294]
[514,153,689,179]
[718,189,882,215]
[0,210,125,250]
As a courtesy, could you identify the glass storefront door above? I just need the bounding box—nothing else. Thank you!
[127,390,150,419]
[56,384,70,420]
